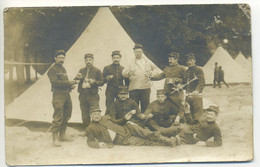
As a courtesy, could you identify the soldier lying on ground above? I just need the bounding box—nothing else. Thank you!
[167,105,222,147]
[85,107,178,148]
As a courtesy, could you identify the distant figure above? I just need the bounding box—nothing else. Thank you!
[218,66,229,88]
[213,62,219,88]
[47,50,77,147]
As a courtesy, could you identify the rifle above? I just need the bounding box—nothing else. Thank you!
[169,75,198,95]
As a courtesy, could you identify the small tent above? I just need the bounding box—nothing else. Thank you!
[5,7,165,123]
[203,45,252,84]
[234,51,252,72]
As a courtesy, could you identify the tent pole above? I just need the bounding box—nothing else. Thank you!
[11,120,27,127]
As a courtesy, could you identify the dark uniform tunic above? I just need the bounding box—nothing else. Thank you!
[107,98,145,127]
[47,63,73,133]
[184,66,205,122]
[151,64,186,113]
[74,65,104,128]
[85,116,172,148]
[144,100,184,131]
[178,118,222,147]
[103,64,129,113]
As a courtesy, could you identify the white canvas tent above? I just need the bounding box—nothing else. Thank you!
[247,56,252,64]
[234,51,252,72]
[203,45,252,84]
[5,7,165,123]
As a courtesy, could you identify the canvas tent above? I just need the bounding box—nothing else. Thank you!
[247,56,252,64]
[203,45,252,84]
[234,51,252,72]
[5,7,165,123]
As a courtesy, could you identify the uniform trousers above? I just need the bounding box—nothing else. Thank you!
[51,91,72,133]
[129,88,151,113]
[79,92,100,128]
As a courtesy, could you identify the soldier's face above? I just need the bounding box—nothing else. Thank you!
[55,54,65,65]
[85,58,94,66]
[134,48,143,60]
[112,55,121,64]
[118,93,128,101]
[186,59,196,67]
[206,111,217,122]
[169,57,178,65]
[157,94,167,103]
[91,111,101,122]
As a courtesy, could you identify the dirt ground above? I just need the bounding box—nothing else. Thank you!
[5,84,253,165]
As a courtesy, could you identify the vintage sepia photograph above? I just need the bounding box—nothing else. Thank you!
[3,4,253,165]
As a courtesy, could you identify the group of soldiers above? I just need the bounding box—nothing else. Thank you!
[47,44,222,148]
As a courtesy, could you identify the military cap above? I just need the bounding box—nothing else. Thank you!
[133,43,143,50]
[118,85,129,94]
[55,50,66,57]
[157,89,166,95]
[168,52,180,59]
[111,50,122,57]
[205,105,219,115]
[84,53,94,59]
[90,106,101,113]
[186,53,196,60]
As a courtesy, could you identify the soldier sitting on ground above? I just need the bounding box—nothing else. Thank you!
[144,89,184,132]
[170,105,222,147]
[85,107,178,148]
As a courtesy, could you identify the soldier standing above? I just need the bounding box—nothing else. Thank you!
[74,53,104,130]
[184,53,205,123]
[103,51,129,114]
[151,52,186,112]
[122,44,159,113]
[47,50,76,147]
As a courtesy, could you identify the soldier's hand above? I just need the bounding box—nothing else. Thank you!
[106,75,114,81]
[88,78,95,84]
[130,110,136,115]
[192,90,199,96]
[184,102,191,114]
[147,113,153,119]
[125,112,132,120]
[71,84,76,90]
[139,114,146,120]
[98,142,107,148]
[174,116,180,126]
[76,73,83,79]
[69,80,76,85]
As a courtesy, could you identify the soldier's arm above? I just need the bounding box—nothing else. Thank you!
[93,69,104,86]
[86,127,100,149]
[108,103,128,125]
[122,65,130,78]
[74,69,85,81]
[150,71,165,81]
[195,68,205,93]
[47,68,74,88]
[206,126,222,147]
[103,66,109,83]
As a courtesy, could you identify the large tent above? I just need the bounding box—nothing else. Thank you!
[5,7,165,123]
[203,45,252,84]
[234,51,252,72]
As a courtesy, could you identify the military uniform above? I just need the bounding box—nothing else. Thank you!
[86,115,175,148]
[103,63,129,113]
[74,64,104,128]
[107,98,145,127]
[144,99,184,131]
[184,65,205,122]
[47,63,74,134]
